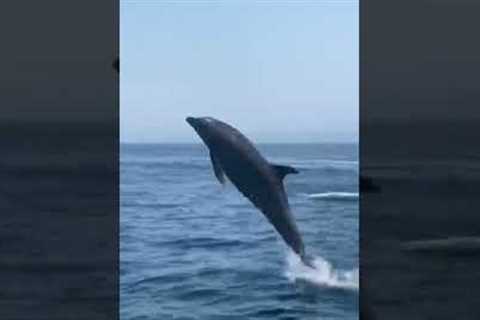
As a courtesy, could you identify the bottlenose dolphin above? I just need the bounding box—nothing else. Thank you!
[186,116,313,267]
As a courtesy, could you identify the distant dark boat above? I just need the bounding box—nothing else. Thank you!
[360,175,381,193]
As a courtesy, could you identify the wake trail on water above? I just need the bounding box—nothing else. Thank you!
[284,252,358,291]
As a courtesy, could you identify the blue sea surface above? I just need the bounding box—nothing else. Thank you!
[121,143,358,319]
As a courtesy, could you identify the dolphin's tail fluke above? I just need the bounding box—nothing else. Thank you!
[300,253,316,269]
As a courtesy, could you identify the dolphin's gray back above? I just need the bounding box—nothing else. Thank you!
[212,122,305,257]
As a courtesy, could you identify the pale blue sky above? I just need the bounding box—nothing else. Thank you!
[121,1,358,143]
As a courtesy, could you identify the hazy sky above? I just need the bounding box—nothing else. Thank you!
[121,1,358,143]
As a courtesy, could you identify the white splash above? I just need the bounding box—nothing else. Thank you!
[284,252,358,291]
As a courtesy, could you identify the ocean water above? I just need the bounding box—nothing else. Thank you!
[121,143,358,320]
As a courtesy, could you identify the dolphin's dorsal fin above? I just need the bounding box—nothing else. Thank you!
[271,164,299,180]
[210,152,226,185]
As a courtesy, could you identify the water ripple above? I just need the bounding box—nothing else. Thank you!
[121,144,358,320]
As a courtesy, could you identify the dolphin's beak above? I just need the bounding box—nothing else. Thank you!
[186,116,198,127]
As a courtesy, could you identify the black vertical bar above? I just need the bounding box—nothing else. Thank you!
[0,1,119,319]
[361,0,480,319]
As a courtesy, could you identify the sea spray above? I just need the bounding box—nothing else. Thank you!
[284,252,358,290]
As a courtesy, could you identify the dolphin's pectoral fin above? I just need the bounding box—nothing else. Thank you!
[271,164,299,180]
[209,152,226,185]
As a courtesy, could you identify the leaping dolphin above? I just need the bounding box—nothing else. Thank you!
[186,116,313,267]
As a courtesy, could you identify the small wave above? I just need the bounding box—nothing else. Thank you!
[402,237,480,254]
[306,192,359,201]
[156,237,250,250]
[267,157,358,171]
[130,274,185,288]
[293,161,357,171]
[284,252,358,290]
